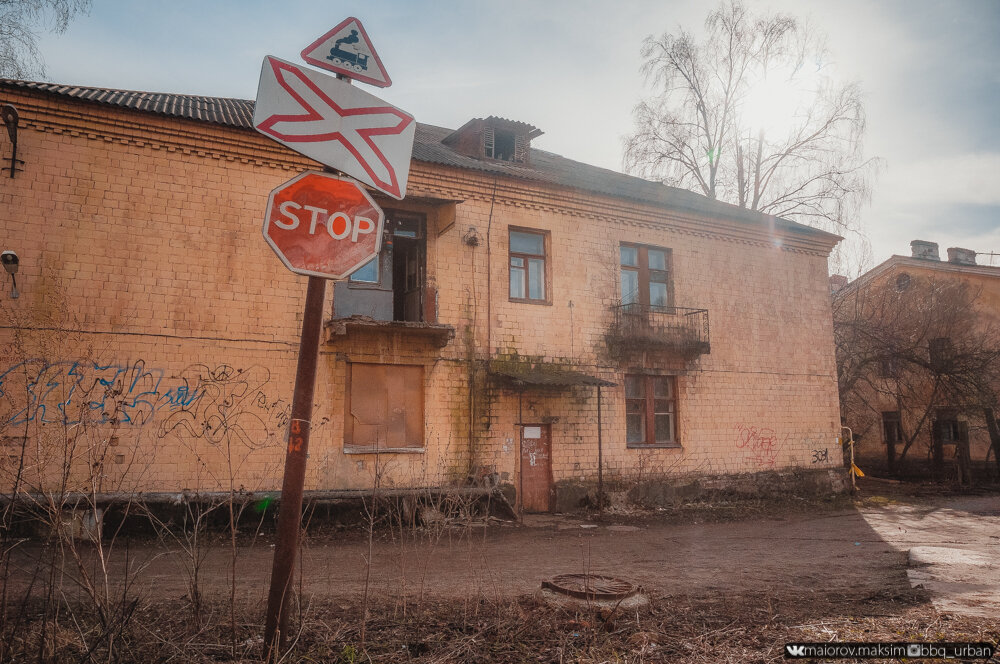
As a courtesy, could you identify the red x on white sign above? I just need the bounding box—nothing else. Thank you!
[253,56,415,200]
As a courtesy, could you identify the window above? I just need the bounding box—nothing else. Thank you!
[349,257,379,283]
[929,337,954,370]
[620,244,672,310]
[344,363,424,452]
[509,228,548,303]
[486,127,515,160]
[934,411,961,443]
[484,126,528,163]
[625,374,678,446]
[882,411,902,445]
[878,356,899,378]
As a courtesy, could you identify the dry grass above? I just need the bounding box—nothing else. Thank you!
[4,584,996,663]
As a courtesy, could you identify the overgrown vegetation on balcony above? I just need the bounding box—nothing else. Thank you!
[605,302,710,360]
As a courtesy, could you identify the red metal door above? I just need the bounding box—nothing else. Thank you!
[520,424,552,513]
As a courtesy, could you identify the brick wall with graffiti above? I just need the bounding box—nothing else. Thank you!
[1,82,844,499]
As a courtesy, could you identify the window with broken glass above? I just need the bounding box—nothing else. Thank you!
[509,228,548,303]
[625,374,678,447]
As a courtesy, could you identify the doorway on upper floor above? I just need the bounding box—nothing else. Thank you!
[333,210,427,322]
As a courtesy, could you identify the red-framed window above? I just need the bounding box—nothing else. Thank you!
[625,374,678,446]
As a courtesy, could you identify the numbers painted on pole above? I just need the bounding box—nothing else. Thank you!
[288,419,305,454]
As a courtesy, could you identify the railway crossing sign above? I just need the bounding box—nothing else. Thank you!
[262,170,384,279]
[253,56,414,200]
[301,17,392,88]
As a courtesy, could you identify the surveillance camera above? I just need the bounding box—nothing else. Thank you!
[1,251,17,275]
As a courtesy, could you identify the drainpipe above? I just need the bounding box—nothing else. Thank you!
[518,389,524,517]
[597,385,604,511]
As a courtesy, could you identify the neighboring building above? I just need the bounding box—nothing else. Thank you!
[0,79,844,512]
[834,241,1000,480]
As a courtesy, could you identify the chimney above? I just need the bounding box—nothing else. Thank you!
[910,240,940,260]
[829,275,848,293]
[946,247,977,266]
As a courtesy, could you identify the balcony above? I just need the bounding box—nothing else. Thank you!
[606,302,710,358]
[325,315,455,348]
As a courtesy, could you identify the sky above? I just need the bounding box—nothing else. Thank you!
[31,0,1000,273]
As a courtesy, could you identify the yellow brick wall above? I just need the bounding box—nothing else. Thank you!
[841,261,1000,466]
[0,88,842,498]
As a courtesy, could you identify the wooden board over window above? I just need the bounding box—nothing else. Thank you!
[345,363,424,452]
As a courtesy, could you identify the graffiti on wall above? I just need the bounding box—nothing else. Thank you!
[0,359,291,449]
[734,423,780,469]
[157,364,289,449]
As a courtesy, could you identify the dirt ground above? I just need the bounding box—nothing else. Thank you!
[4,479,999,662]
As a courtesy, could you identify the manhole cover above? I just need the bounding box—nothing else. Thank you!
[541,573,640,601]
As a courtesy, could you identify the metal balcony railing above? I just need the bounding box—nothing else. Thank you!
[607,302,710,357]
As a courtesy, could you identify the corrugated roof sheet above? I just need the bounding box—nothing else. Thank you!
[0,78,838,242]
[1,79,255,127]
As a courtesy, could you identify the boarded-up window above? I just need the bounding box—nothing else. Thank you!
[345,364,424,451]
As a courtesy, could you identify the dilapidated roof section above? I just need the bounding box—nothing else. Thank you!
[0,78,840,245]
[490,365,616,389]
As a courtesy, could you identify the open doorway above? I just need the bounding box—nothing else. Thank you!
[333,210,426,322]
[390,213,424,322]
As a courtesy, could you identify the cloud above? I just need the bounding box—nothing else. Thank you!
[878,153,1000,207]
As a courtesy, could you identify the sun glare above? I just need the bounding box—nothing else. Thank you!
[741,63,823,139]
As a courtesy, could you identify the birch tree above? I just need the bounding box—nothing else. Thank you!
[0,0,90,78]
[624,1,877,233]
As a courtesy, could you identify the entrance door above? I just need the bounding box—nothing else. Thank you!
[520,424,552,512]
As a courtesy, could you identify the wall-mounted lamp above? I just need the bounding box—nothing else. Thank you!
[1,251,19,298]
[1,104,23,178]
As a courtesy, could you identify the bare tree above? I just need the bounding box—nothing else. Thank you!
[835,274,1000,479]
[0,0,90,78]
[624,1,878,234]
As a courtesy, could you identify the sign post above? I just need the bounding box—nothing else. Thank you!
[263,272,325,653]
[262,170,384,654]
[255,20,410,656]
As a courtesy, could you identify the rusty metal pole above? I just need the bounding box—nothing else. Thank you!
[597,385,603,511]
[264,274,326,656]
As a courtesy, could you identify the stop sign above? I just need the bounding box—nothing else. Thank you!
[262,171,384,279]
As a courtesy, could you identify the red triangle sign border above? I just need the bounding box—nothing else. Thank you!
[300,17,392,88]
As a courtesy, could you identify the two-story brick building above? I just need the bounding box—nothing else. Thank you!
[834,241,1000,480]
[0,78,844,511]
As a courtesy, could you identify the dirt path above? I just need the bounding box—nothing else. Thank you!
[9,492,997,618]
[10,502,909,607]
